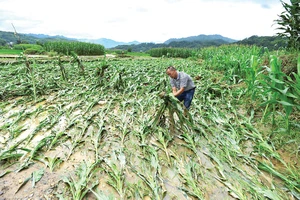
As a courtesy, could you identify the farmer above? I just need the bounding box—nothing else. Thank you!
[166,66,196,111]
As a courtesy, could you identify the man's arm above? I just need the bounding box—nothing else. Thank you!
[172,87,184,96]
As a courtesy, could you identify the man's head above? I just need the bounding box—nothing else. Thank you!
[166,66,178,79]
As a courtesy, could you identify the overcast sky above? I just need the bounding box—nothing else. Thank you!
[0,0,287,43]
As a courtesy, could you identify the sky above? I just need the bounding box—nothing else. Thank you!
[0,0,287,43]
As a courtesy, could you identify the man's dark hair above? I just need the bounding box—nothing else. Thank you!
[167,66,176,71]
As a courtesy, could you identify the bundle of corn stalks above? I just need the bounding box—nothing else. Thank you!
[152,92,194,133]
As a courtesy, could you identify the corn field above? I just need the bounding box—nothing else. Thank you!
[43,41,105,56]
[0,46,299,200]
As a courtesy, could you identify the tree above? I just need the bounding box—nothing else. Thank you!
[274,0,300,50]
[0,38,6,46]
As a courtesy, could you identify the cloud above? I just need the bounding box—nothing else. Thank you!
[199,0,280,9]
[0,0,285,42]
[135,7,149,12]
[164,0,183,3]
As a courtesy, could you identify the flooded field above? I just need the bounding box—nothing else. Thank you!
[0,51,299,199]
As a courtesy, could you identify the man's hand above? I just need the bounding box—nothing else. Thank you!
[173,87,185,97]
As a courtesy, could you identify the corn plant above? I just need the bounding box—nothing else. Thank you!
[110,68,125,91]
[16,135,54,172]
[60,161,100,200]
[258,161,300,197]
[71,51,85,75]
[21,57,38,102]
[245,55,262,99]
[39,155,63,172]
[0,47,299,200]
[131,154,166,200]
[91,119,106,161]
[155,92,194,132]
[96,59,109,78]
[15,168,44,194]
[274,0,300,50]
[104,151,127,199]
[57,55,67,81]
[89,188,115,200]
[152,128,173,162]
[177,159,204,199]
[260,55,297,133]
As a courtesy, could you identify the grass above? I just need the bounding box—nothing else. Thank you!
[0,49,23,55]
[127,51,150,57]
[105,50,150,58]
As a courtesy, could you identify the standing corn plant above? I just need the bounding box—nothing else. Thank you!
[71,51,85,75]
[261,56,283,123]
[274,0,300,50]
[27,59,37,102]
[57,54,67,81]
[16,53,38,102]
[261,55,297,133]
[245,55,262,99]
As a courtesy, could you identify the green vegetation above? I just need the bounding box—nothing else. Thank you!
[0,3,298,198]
[0,31,105,56]
[235,35,288,51]
[0,44,299,199]
[0,41,105,56]
[13,44,45,55]
[0,49,22,55]
[274,0,300,50]
[127,51,150,57]
[43,41,105,56]
[148,47,194,58]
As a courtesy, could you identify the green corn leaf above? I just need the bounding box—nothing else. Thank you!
[297,54,300,76]
[268,75,285,84]
[278,100,300,110]
[32,168,44,187]
[0,170,12,178]
[261,189,281,200]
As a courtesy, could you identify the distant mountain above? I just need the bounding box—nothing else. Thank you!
[78,38,140,48]
[164,34,237,44]
[1,30,286,52]
[26,33,77,40]
[0,30,76,45]
[112,34,238,52]
[0,30,140,48]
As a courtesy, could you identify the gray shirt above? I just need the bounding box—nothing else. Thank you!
[170,71,195,91]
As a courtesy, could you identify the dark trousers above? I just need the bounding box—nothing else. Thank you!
[176,88,195,110]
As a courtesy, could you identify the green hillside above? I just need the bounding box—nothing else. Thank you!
[0,30,76,46]
[235,35,288,51]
